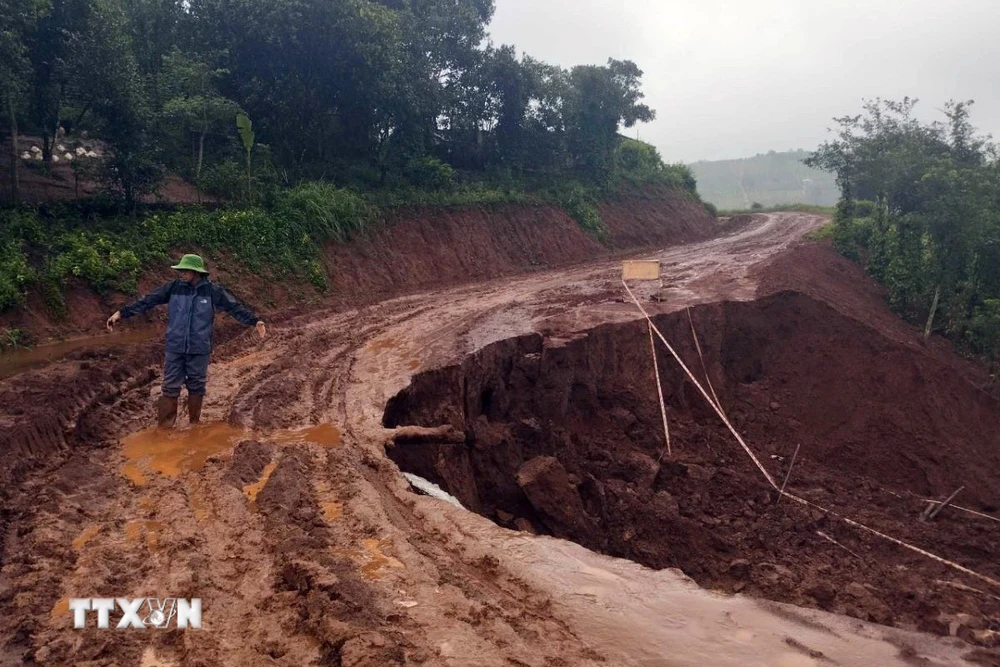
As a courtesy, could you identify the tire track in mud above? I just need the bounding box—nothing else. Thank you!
[17,213,981,667]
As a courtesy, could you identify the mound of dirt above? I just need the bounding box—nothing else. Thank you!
[385,291,1000,641]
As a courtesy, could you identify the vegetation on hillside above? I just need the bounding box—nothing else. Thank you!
[690,150,840,210]
[807,98,1000,370]
[0,0,708,315]
[0,0,686,205]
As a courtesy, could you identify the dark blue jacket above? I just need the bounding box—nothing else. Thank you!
[120,278,259,354]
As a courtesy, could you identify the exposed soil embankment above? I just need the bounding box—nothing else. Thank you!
[2,191,713,344]
[312,194,712,308]
[385,291,1000,642]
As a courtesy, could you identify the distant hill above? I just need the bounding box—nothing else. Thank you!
[689,150,840,210]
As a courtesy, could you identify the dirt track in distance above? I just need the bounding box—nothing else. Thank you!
[1,212,998,667]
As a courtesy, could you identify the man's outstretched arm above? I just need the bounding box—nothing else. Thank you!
[213,284,266,338]
[107,281,174,330]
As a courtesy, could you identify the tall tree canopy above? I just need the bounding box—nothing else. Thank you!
[1,0,663,205]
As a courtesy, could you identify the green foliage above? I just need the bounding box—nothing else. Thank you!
[718,203,837,216]
[750,201,763,210]
[404,157,455,190]
[967,299,1000,364]
[0,327,30,351]
[702,201,718,218]
[273,183,375,245]
[48,232,142,293]
[805,222,835,241]
[808,98,1000,357]
[854,199,877,217]
[199,159,246,201]
[0,241,36,310]
[553,183,606,239]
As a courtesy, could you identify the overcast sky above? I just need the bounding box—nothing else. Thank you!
[487,0,1000,163]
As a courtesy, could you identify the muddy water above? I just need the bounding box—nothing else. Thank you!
[121,421,342,485]
[122,422,247,485]
[0,328,158,379]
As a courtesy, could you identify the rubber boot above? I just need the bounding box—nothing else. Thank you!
[157,396,178,429]
[188,394,204,425]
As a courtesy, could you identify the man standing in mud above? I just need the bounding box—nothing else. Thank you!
[106,254,266,427]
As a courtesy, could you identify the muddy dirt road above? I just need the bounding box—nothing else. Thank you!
[1,212,997,666]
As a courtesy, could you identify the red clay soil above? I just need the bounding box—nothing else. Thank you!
[7,211,999,666]
[385,246,1000,646]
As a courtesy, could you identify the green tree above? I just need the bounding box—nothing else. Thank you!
[809,98,1000,353]
[564,59,655,180]
[25,0,90,163]
[0,0,38,204]
[75,0,161,206]
[160,48,240,190]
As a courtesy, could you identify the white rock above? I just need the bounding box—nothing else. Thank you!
[21,152,32,160]
[402,473,464,510]
[56,144,66,152]
[30,145,41,154]
[87,151,99,158]
[64,153,74,161]
[52,154,60,162]
[75,147,86,156]
[34,154,42,160]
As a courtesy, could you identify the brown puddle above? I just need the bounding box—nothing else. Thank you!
[121,422,340,485]
[321,501,343,522]
[50,598,69,621]
[72,524,101,550]
[123,462,147,486]
[0,328,158,379]
[360,538,405,580]
[125,520,164,550]
[243,460,278,504]
[330,538,404,580]
[122,422,247,483]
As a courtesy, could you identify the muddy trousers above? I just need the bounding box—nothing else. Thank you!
[159,352,209,427]
[162,352,210,398]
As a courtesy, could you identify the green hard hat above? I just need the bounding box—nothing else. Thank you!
[171,254,209,274]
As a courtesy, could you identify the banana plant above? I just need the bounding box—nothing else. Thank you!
[236,112,255,203]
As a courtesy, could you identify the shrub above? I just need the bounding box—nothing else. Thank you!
[0,327,31,350]
[405,156,454,190]
[0,242,36,311]
[855,199,877,218]
[276,182,375,244]
[199,159,246,202]
[49,232,142,294]
[553,182,607,238]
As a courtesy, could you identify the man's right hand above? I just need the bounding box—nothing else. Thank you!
[106,311,121,332]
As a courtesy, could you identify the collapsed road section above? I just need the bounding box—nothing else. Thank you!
[386,291,1000,642]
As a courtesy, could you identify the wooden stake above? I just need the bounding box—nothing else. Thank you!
[776,443,801,504]
[648,320,671,461]
[924,486,965,522]
[687,308,722,411]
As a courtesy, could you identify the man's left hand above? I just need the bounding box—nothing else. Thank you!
[255,321,267,339]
